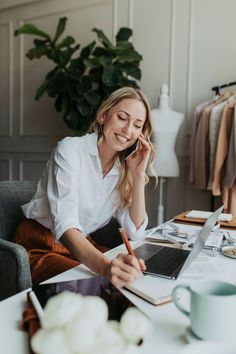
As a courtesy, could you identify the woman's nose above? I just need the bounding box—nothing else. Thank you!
[122,122,132,136]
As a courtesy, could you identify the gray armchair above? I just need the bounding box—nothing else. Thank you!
[0,180,37,300]
[0,180,122,301]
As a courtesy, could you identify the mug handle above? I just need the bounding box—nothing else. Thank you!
[172,284,190,317]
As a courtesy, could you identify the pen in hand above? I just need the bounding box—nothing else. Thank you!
[119,227,136,257]
[119,228,146,274]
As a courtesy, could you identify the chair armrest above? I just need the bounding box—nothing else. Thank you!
[0,238,32,301]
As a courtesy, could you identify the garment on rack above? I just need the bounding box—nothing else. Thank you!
[212,99,236,196]
[193,94,230,190]
[189,98,216,183]
[207,100,229,189]
[223,107,236,188]
[190,89,236,215]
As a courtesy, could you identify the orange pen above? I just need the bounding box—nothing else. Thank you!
[119,228,136,257]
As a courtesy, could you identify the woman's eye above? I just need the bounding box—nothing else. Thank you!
[118,115,126,120]
[135,125,142,129]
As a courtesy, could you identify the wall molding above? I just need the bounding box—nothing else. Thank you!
[0,21,13,137]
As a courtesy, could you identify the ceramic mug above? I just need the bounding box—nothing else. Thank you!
[172,279,236,341]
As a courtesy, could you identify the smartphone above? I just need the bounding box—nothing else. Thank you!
[124,140,139,160]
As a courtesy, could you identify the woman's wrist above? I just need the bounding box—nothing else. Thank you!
[132,174,146,185]
[101,256,112,278]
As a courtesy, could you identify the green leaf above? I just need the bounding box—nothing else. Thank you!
[89,68,102,83]
[93,47,107,57]
[102,65,118,86]
[80,41,96,59]
[116,27,132,42]
[68,58,85,77]
[84,90,101,107]
[65,106,80,130]
[92,28,113,48]
[26,46,47,60]
[57,36,76,49]
[115,41,133,50]
[84,58,100,68]
[45,66,60,80]
[118,63,141,80]
[116,49,142,63]
[99,56,112,66]
[53,17,67,43]
[34,39,47,46]
[14,24,50,40]
[81,76,92,91]
[35,79,48,100]
[54,94,63,112]
[77,101,93,117]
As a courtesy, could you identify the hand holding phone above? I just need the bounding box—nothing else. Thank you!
[124,140,139,160]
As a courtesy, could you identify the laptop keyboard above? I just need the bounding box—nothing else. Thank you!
[145,247,189,277]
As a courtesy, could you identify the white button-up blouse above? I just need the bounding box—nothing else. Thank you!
[22,133,148,241]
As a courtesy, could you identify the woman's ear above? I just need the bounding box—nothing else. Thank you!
[99,113,106,125]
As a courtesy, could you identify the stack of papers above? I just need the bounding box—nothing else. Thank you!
[186,210,232,222]
[145,223,224,250]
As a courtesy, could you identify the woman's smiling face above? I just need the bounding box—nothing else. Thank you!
[101,98,146,153]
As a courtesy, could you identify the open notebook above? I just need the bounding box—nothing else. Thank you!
[124,275,172,305]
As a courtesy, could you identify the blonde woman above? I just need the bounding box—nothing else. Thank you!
[15,87,156,288]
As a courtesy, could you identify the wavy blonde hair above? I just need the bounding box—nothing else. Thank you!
[89,87,156,207]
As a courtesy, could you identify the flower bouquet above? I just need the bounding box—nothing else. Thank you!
[31,291,152,354]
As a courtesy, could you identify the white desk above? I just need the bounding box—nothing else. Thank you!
[1,229,236,354]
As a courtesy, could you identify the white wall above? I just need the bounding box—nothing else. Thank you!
[0,0,236,225]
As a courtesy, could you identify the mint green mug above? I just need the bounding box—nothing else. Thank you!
[172,280,236,341]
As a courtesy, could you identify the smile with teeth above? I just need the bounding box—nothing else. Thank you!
[115,133,129,144]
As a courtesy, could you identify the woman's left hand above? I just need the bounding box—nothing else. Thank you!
[126,134,151,177]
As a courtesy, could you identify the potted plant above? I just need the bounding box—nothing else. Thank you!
[15,17,143,135]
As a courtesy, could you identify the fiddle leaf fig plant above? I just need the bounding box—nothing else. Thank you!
[15,17,143,135]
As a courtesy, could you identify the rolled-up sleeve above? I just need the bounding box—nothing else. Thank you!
[115,208,148,241]
[47,138,83,240]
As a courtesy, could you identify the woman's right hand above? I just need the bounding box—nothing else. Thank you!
[105,253,146,288]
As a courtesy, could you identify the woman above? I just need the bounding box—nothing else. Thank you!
[14,87,156,288]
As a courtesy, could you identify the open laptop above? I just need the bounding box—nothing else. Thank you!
[134,205,224,279]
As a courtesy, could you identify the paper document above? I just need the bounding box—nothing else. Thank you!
[181,262,221,277]
[186,210,232,221]
[145,223,223,249]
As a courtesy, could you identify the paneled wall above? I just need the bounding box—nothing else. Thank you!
[0,0,236,225]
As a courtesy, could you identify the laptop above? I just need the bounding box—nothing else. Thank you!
[134,205,224,279]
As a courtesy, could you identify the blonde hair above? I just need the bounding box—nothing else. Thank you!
[89,87,156,207]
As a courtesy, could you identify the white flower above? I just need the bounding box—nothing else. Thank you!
[31,328,70,354]
[31,291,149,354]
[83,321,130,354]
[64,296,108,353]
[120,307,152,344]
[41,291,84,329]
[82,296,108,325]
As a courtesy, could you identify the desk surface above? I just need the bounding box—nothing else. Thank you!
[1,227,236,354]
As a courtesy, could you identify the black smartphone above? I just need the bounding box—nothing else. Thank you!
[124,140,139,160]
[32,276,135,321]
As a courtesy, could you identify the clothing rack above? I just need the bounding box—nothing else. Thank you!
[212,81,236,95]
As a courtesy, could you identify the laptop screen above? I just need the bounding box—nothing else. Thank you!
[180,205,224,275]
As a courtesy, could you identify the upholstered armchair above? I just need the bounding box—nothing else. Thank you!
[0,180,123,301]
[0,180,37,300]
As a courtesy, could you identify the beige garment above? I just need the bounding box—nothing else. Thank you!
[189,99,215,183]
[223,182,236,216]
[223,107,236,188]
[194,105,214,190]
[193,94,230,190]
[212,99,236,196]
